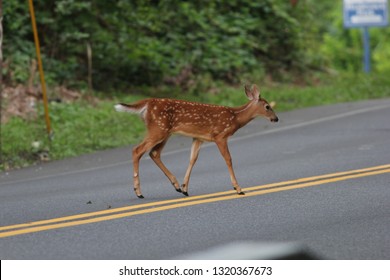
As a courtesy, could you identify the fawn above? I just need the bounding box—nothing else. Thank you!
[115,84,279,198]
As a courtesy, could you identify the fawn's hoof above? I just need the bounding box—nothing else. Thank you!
[180,184,188,196]
[137,194,145,199]
[172,182,182,193]
[238,191,245,195]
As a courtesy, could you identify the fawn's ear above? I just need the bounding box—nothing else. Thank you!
[245,84,261,100]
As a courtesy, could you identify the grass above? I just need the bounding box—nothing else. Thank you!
[1,97,144,170]
[1,72,389,170]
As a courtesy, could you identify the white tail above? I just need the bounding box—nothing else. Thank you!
[114,104,131,113]
[114,103,146,114]
[115,84,278,198]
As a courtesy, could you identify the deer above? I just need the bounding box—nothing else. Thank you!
[114,84,279,199]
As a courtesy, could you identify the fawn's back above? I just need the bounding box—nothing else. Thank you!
[145,98,239,141]
[117,98,243,142]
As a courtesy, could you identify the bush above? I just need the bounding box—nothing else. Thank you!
[3,0,308,90]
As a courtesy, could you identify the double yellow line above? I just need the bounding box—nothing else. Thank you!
[1,164,389,238]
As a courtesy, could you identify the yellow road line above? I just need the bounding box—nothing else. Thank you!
[245,163,390,192]
[0,165,389,238]
[1,163,389,232]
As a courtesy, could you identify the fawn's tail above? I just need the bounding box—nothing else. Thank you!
[114,100,148,115]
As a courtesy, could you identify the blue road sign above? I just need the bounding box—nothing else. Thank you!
[344,0,388,28]
[343,0,388,73]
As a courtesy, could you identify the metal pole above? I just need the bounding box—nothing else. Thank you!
[363,26,371,73]
[28,0,52,138]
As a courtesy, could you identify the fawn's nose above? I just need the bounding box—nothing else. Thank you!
[271,116,279,123]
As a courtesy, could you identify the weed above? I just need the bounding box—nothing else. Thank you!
[1,73,389,170]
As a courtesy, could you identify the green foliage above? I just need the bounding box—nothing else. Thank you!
[1,98,145,168]
[317,2,365,73]
[371,28,390,72]
[2,0,390,171]
[313,0,390,73]
[46,101,145,158]
[2,72,389,170]
[4,0,390,90]
[3,0,307,90]
[264,72,390,112]
[1,117,43,168]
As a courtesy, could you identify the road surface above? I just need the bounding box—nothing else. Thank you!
[1,98,390,259]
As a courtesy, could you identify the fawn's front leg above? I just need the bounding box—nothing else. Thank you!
[181,138,203,196]
[215,139,245,195]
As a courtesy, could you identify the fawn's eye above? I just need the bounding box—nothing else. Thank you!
[264,104,271,111]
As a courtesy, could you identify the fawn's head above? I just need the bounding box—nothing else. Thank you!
[244,84,279,123]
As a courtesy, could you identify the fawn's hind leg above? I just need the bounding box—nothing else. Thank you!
[149,139,182,193]
[132,133,167,198]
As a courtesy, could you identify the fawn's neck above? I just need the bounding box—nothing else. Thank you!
[233,100,257,128]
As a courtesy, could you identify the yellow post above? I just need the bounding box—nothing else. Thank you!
[28,0,52,138]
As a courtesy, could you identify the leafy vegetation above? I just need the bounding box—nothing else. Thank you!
[1,0,390,170]
[2,72,389,170]
[3,0,312,90]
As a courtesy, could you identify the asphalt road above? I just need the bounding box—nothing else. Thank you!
[1,98,390,260]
